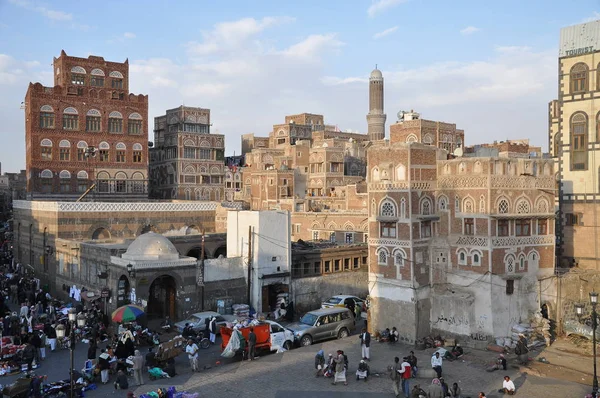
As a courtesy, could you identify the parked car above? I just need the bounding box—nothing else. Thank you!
[321,295,367,319]
[174,311,231,334]
[287,307,355,347]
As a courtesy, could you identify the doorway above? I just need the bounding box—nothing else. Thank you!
[116,276,130,307]
[148,275,177,320]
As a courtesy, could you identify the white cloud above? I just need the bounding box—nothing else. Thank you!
[373,26,398,39]
[460,26,480,35]
[123,32,136,39]
[282,34,344,59]
[367,0,408,17]
[8,0,72,21]
[187,16,295,56]
[582,11,600,23]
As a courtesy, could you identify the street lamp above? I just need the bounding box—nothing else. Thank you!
[127,263,135,278]
[591,291,599,398]
[66,308,77,398]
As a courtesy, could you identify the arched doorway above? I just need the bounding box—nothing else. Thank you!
[92,227,111,240]
[117,275,131,307]
[148,275,177,320]
[214,246,227,259]
[186,247,206,260]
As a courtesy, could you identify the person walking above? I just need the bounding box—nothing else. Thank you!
[315,350,325,377]
[407,350,418,378]
[359,328,370,360]
[428,378,444,398]
[399,356,412,397]
[208,317,217,345]
[185,339,199,372]
[98,349,110,384]
[515,334,529,365]
[390,356,402,397]
[46,324,56,352]
[131,350,144,386]
[332,350,347,386]
[431,352,443,378]
[247,327,256,361]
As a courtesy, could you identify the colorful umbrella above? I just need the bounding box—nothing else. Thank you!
[111,304,145,323]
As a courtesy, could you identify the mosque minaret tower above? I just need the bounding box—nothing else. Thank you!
[366,66,386,141]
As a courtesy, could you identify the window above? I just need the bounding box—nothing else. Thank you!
[112,79,123,89]
[199,149,212,159]
[59,148,70,161]
[40,112,54,128]
[566,213,580,226]
[380,200,397,217]
[519,256,525,271]
[570,63,588,93]
[90,76,104,87]
[455,196,460,212]
[394,251,405,267]
[41,147,52,160]
[554,133,560,157]
[109,117,122,133]
[41,177,52,192]
[184,147,196,159]
[344,258,350,270]
[99,150,109,162]
[86,116,101,132]
[78,180,88,193]
[60,179,71,193]
[571,113,588,170]
[329,232,335,242]
[438,196,448,211]
[506,280,514,295]
[421,199,431,215]
[377,249,388,265]
[464,218,474,235]
[458,250,467,265]
[116,151,126,162]
[498,219,509,236]
[516,199,531,214]
[498,199,509,214]
[472,251,481,266]
[380,222,396,238]
[353,258,359,269]
[71,73,85,85]
[312,231,319,241]
[515,219,531,236]
[421,221,432,238]
[63,114,78,130]
[345,233,354,244]
[537,219,548,235]
[324,260,331,272]
[463,198,474,213]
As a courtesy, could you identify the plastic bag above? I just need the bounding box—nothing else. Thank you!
[167,386,177,398]
[221,329,242,358]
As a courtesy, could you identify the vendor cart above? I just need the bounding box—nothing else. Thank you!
[154,336,185,367]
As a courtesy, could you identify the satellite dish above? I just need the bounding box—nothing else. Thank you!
[453,147,463,157]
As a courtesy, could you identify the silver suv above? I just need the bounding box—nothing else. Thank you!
[287,307,355,347]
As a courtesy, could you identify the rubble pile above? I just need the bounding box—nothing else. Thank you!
[495,313,551,351]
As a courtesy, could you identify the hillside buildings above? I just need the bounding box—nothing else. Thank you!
[24,51,149,201]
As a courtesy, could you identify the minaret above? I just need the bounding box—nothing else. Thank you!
[367,66,386,141]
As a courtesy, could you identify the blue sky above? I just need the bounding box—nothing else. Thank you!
[0,0,598,172]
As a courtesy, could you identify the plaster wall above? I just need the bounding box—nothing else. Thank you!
[204,256,245,282]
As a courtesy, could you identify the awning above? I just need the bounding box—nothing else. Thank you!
[417,215,440,221]
[259,271,291,280]
[81,291,102,302]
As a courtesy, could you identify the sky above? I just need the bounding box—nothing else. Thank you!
[0,0,599,173]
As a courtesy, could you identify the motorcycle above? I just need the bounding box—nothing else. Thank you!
[182,328,210,349]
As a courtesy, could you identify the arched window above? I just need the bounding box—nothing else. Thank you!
[41,139,52,147]
[40,169,53,178]
[71,66,86,74]
[393,249,406,267]
[505,254,516,273]
[571,112,588,170]
[115,171,127,193]
[516,198,531,214]
[455,196,460,212]
[59,140,70,147]
[528,251,539,269]
[474,161,482,173]
[570,63,588,93]
[77,171,88,179]
[99,142,110,150]
[479,196,486,213]
[396,164,406,181]
[471,250,482,266]
[372,167,380,182]
[421,198,432,215]
[458,162,466,174]
[109,111,123,133]
[462,197,474,213]
[518,254,526,271]
[109,71,124,78]
[438,195,448,211]
[90,68,104,86]
[39,105,55,128]
[63,107,79,130]
[91,68,104,76]
[380,199,397,217]
[406,134,418,143]
[536,198,549,213]
[77,141,88,148]
[457,249,467,265]
[498,198,509,214]
[128,113,142,134]
[59,140,71,161]
[377,247,389,265]
[59,170,71,179]
[115,142,126,150]
[86,109,101,132]
[132,143,143,151]
[400,198,406,218]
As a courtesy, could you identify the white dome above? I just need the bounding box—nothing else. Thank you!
[122,232,180,261]
[370,69,382,79]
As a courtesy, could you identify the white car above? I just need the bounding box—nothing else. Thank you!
[174,311,232,334]
[321,295,367,319]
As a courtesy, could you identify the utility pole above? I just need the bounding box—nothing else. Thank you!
[200,230,205,311]
[247,226,252,306]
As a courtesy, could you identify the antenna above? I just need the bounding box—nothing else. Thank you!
[375,64,377,69]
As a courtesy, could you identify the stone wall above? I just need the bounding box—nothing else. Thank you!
[291,270,368,315]
[203,278,248,314]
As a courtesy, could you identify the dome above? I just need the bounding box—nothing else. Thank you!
[122,232,180,261]
[370,68,382,79]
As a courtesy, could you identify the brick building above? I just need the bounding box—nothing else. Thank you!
[24,51,149,201]
[149,106,226,201]
[549,19,600,270]
[367,140,555,344]
[390,110,465,153]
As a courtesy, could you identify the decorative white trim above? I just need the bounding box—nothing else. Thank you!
[63,107,78,115]
[41,139,52,147]
[71,66,86,74]
[13,200,221,213]
[491,235,554,247]
[109,111,123,118]
[454,236,489,247]
[109,71,124,78]
[368,238,411,247]
[77,171,88,179]
[86,109,101,117]
[91,68,105,76]
[59,170,71,179]
[40,105,54,112]
[129,112,142,120]
[99,142,110,149]
[116,142,126,150]
[77,141,88,148]
[132,143,143,150]
[59,139,71,148]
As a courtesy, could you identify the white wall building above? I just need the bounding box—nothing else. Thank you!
[227,210,291,313]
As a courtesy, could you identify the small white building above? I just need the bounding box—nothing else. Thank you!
[227,210,291,313]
